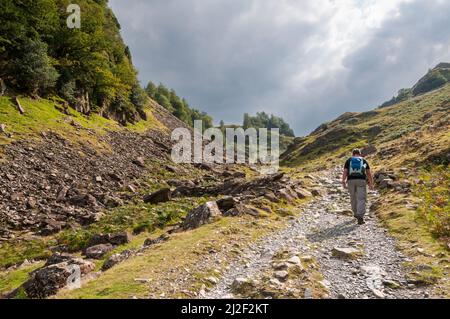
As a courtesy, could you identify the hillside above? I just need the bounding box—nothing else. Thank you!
[380,63,450,108]
[0,0,211,128]
[0,91,310,299]
[0,1,448,301]
[1,64,448,299]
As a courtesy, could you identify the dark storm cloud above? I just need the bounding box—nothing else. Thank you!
[109,0,450,135]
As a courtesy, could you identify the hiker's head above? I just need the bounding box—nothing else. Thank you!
[352,148,362,156]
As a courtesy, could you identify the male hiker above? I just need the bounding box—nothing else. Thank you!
[342,149,374,225]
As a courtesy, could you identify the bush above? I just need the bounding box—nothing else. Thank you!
[416,166,450,239]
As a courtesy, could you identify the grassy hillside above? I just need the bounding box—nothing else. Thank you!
[281,78,450,296]
[282,83,450,169]
[0,95,167,151]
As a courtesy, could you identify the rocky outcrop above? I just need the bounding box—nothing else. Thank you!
[102,249,135,271]
[85,244,113,259]
[22,257,95,299]
[87,232,132,247]
[182,201,222,230]
[0,116,180,237]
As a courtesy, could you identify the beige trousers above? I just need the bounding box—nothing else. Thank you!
[347,179,367,218]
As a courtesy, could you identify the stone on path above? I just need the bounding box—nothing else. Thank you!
[231,278,256,295]
[332,247,362,259]
[371,288,386,299]
[274,270,289,281]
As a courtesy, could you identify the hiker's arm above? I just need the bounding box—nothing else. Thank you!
[342,169,348,188]
[367,169,374,189]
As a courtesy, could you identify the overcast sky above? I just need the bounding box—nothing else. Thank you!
[109,0,450,135]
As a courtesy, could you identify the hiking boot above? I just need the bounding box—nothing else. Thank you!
[356,216,365,225]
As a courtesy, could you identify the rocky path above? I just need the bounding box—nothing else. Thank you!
[203,168,431,299]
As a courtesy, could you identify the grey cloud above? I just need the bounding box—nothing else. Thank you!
[110,0,450,135]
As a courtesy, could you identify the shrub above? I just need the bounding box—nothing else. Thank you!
[415,166,450,239]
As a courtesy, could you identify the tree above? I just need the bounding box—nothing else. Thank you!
[155,94,174,112]
[145,81,157,98]
[157,83,170,98]
[13,38,59,95]
[243,112,295,137]
[130,84,148,111]
[243,113,250,129]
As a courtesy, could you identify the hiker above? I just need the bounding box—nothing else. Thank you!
[342,148,374,225]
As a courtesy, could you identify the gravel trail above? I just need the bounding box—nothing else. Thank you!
[203,168,432,299]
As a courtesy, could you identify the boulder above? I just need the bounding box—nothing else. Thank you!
[143,233,170,247]
[85,244,113,259]
[287,256,302,266]
[23,258,94,298]
[44,253,95,274]
[165,165,179,173]
[294,188,312,199]
[231,277,256,295]
[87,232,131,247]
[143,188,172,204]
[56,186,69,202]
[182,201,221,230]
[274,270,289,281]
[102,249,135,271]
[378,178,394,189]
[68,194,98,207]
[216,196,239,212]
[39,219,65,236]
[278,189,296,203]
[23,263,75,298]
[263,191,280,203]
[223,203,259,217]
[361,145,377,156]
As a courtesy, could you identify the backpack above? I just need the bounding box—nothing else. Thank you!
[348,157,366,177]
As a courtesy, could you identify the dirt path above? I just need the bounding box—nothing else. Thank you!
[203,168,432,299]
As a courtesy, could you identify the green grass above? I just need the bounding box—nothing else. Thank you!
[0,239,53,269]
[57,196,213,252]
[56,215,282,299]
[0,95,166,152]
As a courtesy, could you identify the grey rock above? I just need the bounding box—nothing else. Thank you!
[85,244,113,259]
[143,188,172,204]
[182,201,221,230]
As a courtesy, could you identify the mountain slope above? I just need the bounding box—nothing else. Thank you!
[282,82,449,169]
[281,67,449,296]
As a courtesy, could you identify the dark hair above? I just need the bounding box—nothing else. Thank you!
[352,148,361,155]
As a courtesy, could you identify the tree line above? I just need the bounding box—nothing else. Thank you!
[145,81,213,129]
[243,112,295,137]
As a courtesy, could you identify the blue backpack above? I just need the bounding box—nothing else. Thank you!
[349,157,366,177]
